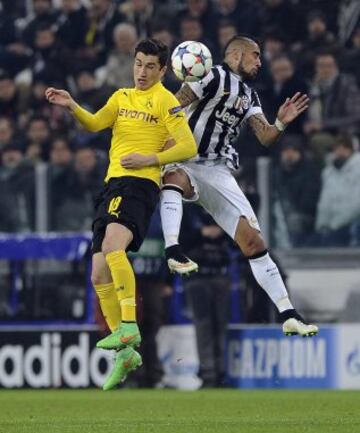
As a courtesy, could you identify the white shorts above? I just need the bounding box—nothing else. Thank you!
[163,161,261,239]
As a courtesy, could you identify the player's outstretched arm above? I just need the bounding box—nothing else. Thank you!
[249,92,309,146]
[45,87,116,132]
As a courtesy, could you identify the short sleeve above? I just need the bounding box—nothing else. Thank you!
[243,89,263,122]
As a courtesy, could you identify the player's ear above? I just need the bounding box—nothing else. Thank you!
[160,65,167,79]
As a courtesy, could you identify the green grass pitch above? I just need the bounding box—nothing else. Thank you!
[0,389,359,433]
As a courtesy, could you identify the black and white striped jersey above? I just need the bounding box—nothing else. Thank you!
[186,63,263,169]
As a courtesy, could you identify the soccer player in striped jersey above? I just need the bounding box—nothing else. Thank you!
[46,39,197,389]
[161,36,318,337]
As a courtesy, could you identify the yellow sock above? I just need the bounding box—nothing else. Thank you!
[105,250,136,322]
[93,282,121,332]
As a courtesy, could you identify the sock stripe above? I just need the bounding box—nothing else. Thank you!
[247,249,268,260]
[162,184,184,195]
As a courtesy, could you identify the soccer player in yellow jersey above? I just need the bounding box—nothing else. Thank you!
[45,39,197,390]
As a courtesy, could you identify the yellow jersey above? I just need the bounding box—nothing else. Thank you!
[72,81,197,185]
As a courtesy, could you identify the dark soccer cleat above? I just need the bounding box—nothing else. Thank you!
[165,244,198,275]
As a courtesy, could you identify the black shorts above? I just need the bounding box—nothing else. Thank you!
[92,176,159,254]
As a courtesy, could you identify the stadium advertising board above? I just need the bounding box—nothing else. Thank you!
[0,329,112,388]
[226,325,360,389]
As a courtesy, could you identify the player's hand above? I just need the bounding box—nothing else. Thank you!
[277,92,309,125]
[121,153,158,169]
[45,87,75,109]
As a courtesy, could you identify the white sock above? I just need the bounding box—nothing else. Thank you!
[160,186,183,249]
[248,252,294,313]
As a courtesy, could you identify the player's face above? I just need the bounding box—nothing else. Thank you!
[238,43,261,80]
[134,52,166,90]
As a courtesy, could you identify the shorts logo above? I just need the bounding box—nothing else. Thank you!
[168,106,183,115]
[108,196,122,218]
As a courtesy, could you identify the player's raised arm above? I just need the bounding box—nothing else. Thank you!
[248,92,309,146]
[45,87,117,132]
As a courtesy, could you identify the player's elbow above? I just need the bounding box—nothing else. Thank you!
[259,135,274,147]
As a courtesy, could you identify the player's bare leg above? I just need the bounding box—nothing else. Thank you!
[235,217,318,337]
[160,168,199,275]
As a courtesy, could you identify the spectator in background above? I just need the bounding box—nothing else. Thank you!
[31,23,72,85]
[25,115,52,163]
[0,7,30,76]
[179,16,215,57]
[179,0,218,42]
[315,134,360,246]
[104,23,138,89]
[56,0,88,50]
[259,0,304,44]
[297,10,339,77]
[74,68,113,112]
[48,136,74,230]
[305,52,360,166]
[0,144,35,232]
[0,70,30,122]
[272,136,321,247]
[73,145,105,202]
[119,0,171,39]
[180,204,231,388]
[78,0,124,69]
[0,117,19,151]
[21,0,59,48]
[341,25,360,87]
[215,20,237,63]
[151,26,181,93]
[25,74,72,134]
[261,55,308,135]
[215,0,260,37]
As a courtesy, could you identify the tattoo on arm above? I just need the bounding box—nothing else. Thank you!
[175,84,198,108]
[248,114,269,136]
[248,114,282,146]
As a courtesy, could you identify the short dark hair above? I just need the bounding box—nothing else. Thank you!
[316,50,339,65]
[134,38,168,68]
[334,133,354,151]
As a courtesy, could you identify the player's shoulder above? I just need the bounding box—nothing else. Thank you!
[154,83,180,106]
[112,88,133,98]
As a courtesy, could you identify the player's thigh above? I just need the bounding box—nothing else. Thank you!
[91,252,112,285]
[102,222,133,254]
[196,170,260,239]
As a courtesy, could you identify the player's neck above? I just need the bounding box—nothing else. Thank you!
[224,61,243,80]
[135,81,162,93]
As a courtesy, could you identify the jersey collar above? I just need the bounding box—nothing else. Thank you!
[135,81,163,95]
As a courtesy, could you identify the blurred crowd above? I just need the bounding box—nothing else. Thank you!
[1,0,360,246]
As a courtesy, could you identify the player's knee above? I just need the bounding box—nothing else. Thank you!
[91,270,108,287]
[163,170,194,197]
[101,239,115,257]
[243,236,266,257]
[164,170,187,189]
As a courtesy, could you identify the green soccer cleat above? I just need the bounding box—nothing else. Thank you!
[96,322,141,350]
[102,347,142,391]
